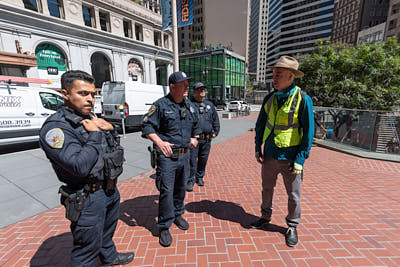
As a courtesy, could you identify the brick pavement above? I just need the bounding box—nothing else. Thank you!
[1,131,400,266]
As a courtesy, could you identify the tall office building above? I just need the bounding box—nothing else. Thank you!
[178,0,249,59]
[331,0,389,45]
[178,0,204,53]
[265,0,334,89]
[248,0,269,85]
[385,0,400,40]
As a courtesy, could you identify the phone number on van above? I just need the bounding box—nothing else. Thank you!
[0,120,31,128]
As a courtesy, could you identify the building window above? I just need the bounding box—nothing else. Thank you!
[47,0,64,18]
[154,31,162,47]
[135,23,143,41]
[82,5,95,27]
[164,34,169,48]
[123,20,132,38]
[388,19,397,30]
[99,11,110,32]
[392,4,400,14]
[23,0,42,12]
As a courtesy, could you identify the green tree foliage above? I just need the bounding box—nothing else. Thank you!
[297,38,400,110]
[191,41,201,51]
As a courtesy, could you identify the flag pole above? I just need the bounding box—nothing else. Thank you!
[171,0,179,71]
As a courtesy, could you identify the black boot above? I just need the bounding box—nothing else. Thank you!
[159,229,172,247]
[196,178,204,186]
[101,252,135,266]
[174,215,189,230]
[285,227,298,247]
[186,182,194,192]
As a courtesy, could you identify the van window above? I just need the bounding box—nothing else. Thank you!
[40,92,64,111]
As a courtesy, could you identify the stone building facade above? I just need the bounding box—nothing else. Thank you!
[0,0,173,88]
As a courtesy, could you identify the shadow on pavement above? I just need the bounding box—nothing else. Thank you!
[186,200,286,234]
[30,232,72,267]
[186,200,259,229]
[119,194,159,236]
[0,141,39,155]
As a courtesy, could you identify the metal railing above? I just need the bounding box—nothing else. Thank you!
[314,107,400,154]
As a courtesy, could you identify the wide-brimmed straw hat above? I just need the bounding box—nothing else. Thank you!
[267,56,304,78]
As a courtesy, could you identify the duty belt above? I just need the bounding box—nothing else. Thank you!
[172,147,188,156]
[198,133,212,140]
[88,180,116,193]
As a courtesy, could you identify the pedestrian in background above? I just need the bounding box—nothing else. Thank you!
[186,82,220,192]
[252,56,314,247]
[142,71,201,247]
[39,70,134,266]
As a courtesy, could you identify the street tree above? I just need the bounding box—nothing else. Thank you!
[297,38,400,111]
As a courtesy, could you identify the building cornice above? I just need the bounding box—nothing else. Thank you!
[0,3,172,60]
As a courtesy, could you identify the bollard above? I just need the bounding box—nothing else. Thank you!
[119,105,126,138]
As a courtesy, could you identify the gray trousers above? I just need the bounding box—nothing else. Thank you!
[261,156,303,227]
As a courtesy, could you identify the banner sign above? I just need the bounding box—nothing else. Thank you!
[161,0,172,31]
[177,0,193,28]
[35,44,67,71]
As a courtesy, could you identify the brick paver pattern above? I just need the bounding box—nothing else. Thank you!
[1,131,400,266]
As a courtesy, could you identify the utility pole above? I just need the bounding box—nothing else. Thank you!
[171,0,179,72]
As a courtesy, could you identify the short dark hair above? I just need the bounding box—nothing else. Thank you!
[61,70,95,90]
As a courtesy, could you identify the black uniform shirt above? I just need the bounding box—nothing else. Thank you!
[192,99,220,135]
[39,107,108,186]
[142,94,201,148]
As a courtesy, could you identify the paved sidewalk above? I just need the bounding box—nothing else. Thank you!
[1,131,400,266]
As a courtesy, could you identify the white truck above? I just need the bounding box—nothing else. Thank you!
[101,81,167,128]
[0,79,64,146]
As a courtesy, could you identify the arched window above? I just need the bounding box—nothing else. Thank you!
[35,43,68,88]
[127,59,143,82]
[91,52,112,88]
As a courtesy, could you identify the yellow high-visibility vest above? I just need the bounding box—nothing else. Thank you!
[262,86,303,147]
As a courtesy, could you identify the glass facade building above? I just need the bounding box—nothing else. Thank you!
[265,0,334,89]
[180,48,246,105]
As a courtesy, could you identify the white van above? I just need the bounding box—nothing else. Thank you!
[102,81,167,128]
[0,83,64,146]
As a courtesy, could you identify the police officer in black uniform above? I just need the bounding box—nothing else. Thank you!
[142,71,201,247]
[39,71,134,267]
[186,82,220,192]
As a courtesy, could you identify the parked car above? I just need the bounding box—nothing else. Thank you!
[0,84,64,146]
[228,100,250,113]
[240,101,251,113]
[228,100,242,112]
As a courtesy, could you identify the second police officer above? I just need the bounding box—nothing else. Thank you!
[186,82,220,192]
[142,71,201,247]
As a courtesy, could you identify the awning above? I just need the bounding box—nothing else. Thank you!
[0,51,37,67]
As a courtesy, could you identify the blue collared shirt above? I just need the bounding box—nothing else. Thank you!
[255,83,314,165]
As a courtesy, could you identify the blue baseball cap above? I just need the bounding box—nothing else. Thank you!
[169,71,192,85]
[193,82,206,90]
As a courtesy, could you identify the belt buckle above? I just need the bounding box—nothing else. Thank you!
[199,133,205,139]
[178,148,184,155]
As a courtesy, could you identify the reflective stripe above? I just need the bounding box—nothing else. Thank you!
[288,88,299,125]
[274,123,300,130]
[266,121,273,130]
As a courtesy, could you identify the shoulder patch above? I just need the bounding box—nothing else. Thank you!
[45,128,65,149]
[190,106,195,113]
[147,105,157,116]
[207,105,211,110]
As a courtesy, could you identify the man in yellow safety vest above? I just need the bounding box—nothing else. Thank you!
[252,56,314,247]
